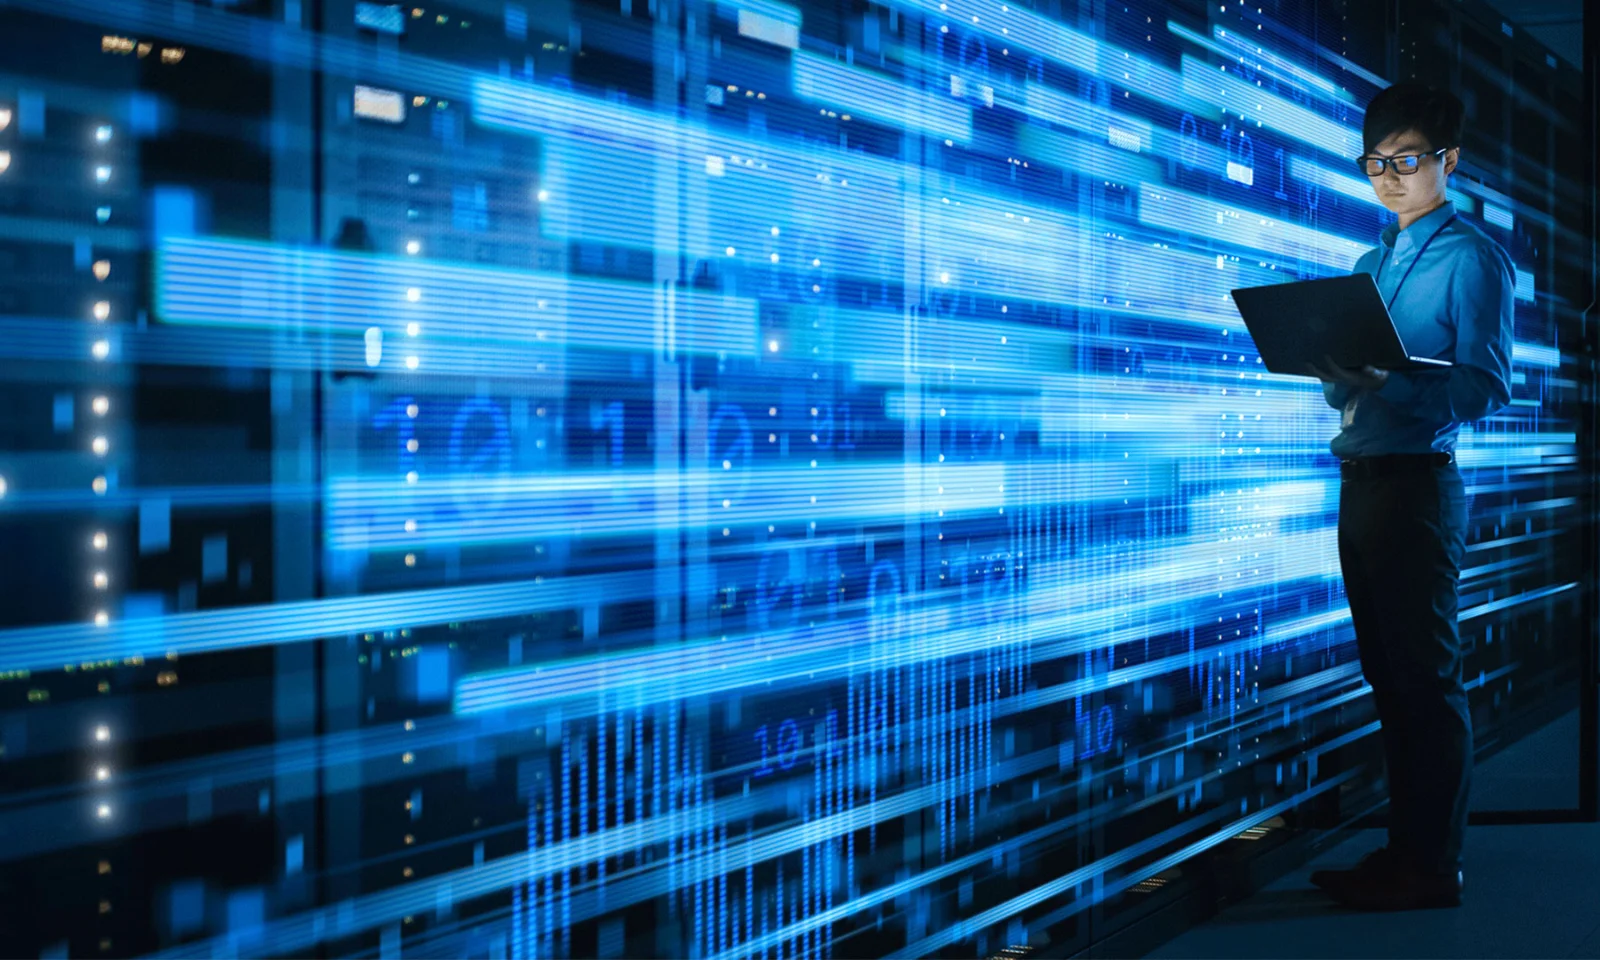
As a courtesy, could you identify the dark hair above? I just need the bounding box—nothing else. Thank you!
[1361,82,1465,156]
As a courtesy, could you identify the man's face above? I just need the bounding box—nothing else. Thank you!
[1365,128,1458,221]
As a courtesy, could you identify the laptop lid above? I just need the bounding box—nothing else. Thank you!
[1228,273,1449,376]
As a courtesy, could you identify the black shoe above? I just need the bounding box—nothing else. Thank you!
[1323,864,1464,911]
[1309,845,1400,890]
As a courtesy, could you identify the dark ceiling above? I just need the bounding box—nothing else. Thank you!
[1478,0,1583,67]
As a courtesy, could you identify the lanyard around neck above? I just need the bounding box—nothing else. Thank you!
[1377,213,1457,310]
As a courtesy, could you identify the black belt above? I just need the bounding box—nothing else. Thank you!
[1339,452,1454,479]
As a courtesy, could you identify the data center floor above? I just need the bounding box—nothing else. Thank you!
[1146,710,1600,959]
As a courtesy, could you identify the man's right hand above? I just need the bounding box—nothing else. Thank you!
[1305,358,1341,383]
[1306,355,1389,390]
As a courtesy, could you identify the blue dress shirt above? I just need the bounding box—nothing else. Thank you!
[1323,201,1514,457]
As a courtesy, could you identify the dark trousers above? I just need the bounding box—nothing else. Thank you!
[1337,460,1472,876]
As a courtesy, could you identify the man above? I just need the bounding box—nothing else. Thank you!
[1305,82,1514,910]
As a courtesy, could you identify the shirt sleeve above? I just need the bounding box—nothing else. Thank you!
[1374,243,1513,423]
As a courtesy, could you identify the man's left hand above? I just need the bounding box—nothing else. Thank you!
[1306,354,1389,390]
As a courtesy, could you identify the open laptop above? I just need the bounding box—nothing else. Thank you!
[1228,273,1452,377]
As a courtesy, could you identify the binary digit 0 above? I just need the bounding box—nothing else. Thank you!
[1096,705,1116,754]
[447,398,513,521]
[776,719,802,770]
[958,32,990,91]
[708,403,753,504]
[754,547,800,632]
[1179,113,1202,171]
[1232,130,1254,186]
[867,559,903,644]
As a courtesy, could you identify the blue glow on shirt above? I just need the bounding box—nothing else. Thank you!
[1324,202,1515,457]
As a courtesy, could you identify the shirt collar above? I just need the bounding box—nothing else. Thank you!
[1381,200,1456,250]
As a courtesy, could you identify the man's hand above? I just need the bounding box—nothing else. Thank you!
[1305,354,1389,390]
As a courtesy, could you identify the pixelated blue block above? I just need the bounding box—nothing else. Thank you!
[140,498,171,554]
[452,183,489,232]
[504,3,527,39]
[151,186,198,241]
[53,394,74,432]
[2,719,25,759]
[127,91,161,135]
[202,534,228,584]
[355,1,406,33]
[18,91,44,137]
[415,646,450,702]
[285,835,304,875]
[227,888,264,933]
[124,594,165,622]
[170,880,205,938]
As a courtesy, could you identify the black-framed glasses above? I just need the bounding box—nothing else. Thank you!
[1356,148,1449,177]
